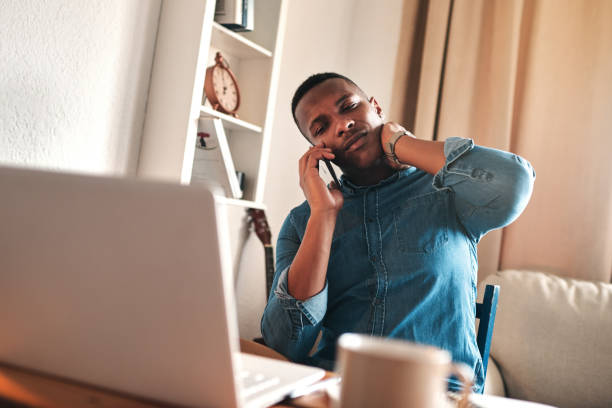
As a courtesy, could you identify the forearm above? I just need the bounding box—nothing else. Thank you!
[288,210,337,300]
[394,135,446,175]
[260,212,328,363]
[433,138,536,241]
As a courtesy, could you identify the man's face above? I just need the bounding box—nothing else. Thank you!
[295,78,385,172]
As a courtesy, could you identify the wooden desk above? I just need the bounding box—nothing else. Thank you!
[0,362,332,408]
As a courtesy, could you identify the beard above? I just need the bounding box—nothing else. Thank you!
[334,124,385,170]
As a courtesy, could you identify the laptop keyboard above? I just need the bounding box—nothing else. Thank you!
[239,369,281,397]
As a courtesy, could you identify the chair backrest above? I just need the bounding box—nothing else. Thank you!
[475,284,500,378]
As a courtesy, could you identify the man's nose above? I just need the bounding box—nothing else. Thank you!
[337,120,355,138]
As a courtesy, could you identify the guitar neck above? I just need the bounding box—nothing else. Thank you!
[264,245,274,299]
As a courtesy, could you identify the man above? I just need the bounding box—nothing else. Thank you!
[260,72,535,393]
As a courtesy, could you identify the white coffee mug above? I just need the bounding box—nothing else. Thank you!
[335,333,473,408]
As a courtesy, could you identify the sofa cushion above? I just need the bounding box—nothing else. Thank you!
[483,356,505,396]
[480,270,612,408]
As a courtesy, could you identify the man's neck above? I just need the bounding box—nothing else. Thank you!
[342,161,396,187]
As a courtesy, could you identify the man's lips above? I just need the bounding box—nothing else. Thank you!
[343,130,368,151]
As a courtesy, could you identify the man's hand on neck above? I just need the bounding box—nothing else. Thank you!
[380,122,446,176]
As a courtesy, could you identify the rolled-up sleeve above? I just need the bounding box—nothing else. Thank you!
[260,212,327,363]
[433,137,536,242]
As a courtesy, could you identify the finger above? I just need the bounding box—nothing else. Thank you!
[299,149,317,178]
[299,149,328,180]
[308,145,332,154]
[299,152,308,177]
[306,152,320,171]
[330,185,344,202]
[302,147,333,165]
[331,186,344,198]
[305,150,335,170]
[301,145,330,160]
[300,145,334,179]
[312,143,334,155]
[309,146,334,158]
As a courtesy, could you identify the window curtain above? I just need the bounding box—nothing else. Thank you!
[391,0,612,282]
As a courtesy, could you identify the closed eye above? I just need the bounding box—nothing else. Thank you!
[342,102,358,112]
[314,124,327,136]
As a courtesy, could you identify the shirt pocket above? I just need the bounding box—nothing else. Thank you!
[392,190,450,253]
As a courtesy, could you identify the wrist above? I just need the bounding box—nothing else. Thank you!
[392,132,414,163]
[385,129,415,166]
[310,208,339,223]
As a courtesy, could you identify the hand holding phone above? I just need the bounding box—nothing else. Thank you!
[300,143,344,214]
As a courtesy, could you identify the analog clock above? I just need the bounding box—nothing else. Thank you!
[204,52,241,117]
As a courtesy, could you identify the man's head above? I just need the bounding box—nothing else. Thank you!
[291,73,386,174]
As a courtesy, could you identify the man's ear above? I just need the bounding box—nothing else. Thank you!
[368,96,385,120]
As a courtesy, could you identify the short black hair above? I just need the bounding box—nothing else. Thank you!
[291,72,364,133]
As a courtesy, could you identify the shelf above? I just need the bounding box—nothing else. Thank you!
[211,22,272,59]
[214,196,266,209]
[200,105,262,133]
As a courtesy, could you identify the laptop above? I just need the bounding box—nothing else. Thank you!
[0,166,325,407]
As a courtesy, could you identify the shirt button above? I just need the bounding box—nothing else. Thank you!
[367,217,374,223]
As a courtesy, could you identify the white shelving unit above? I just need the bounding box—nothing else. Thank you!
[211,22,272,59]
[137,0,287,206]
[200,105,262,133]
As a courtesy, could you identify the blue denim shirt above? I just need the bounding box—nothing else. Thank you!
[261,138,535,393]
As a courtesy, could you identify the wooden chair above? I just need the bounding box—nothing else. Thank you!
[475,284,500,378]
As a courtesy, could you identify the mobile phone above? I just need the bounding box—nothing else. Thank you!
[322,158,341,188]
[310,142,341,188]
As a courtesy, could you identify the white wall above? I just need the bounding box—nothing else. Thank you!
[347,0,406,112]
[0,0,161,176]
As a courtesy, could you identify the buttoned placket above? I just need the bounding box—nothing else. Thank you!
[362,187,388,336]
